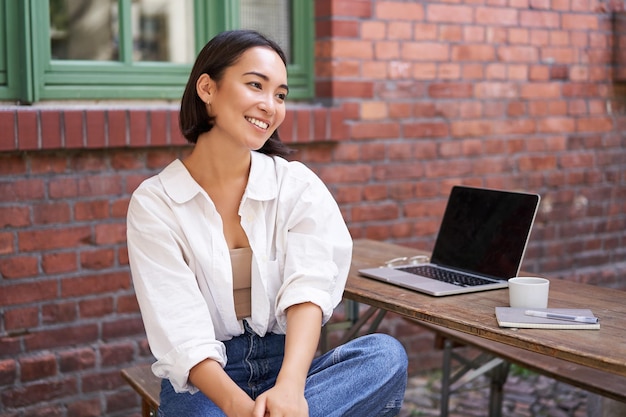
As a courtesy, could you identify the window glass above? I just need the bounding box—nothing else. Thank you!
[131,0,195,63]
[50,0,117,60]
[240,0,291,63]
[49,0,195,63]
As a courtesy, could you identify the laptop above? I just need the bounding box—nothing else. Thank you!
[359,185,540,296]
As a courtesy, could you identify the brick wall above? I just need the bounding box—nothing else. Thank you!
[310,0,626,285]
[1,0,625,415]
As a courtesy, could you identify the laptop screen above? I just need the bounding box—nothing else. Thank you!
[430,186,540,280]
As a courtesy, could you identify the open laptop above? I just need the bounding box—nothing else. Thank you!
[359,185,540,296]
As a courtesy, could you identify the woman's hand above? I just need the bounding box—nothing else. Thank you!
[252,380,308,417]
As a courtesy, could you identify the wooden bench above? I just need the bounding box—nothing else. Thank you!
[121,364,160,417]
[411,319,626,417]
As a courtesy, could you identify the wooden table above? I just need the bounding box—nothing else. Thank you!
[345,239,626,379]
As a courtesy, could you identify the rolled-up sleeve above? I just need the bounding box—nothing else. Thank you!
[127,184,226,394]
[274,162,353,331]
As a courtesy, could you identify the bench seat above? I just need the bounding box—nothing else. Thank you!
[121,364,160,417]
[413,319,626,403]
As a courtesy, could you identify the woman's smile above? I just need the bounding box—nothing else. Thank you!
[245,116,270,131]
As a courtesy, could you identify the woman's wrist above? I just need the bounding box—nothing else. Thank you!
[223,394,255,417]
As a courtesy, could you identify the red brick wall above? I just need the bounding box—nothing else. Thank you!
[1,0,625,415]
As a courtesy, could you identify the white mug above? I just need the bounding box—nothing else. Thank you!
[508,277,550,308]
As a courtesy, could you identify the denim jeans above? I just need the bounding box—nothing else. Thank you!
[158,323,408,417]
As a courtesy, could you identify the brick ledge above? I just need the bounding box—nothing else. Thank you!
[0,103,351,151]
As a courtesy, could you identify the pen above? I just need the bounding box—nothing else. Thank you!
[524,310,599,324]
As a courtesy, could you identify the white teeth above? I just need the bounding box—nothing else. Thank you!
[246,117,268,129]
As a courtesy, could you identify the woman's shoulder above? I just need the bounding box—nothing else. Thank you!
[131,159,201,203]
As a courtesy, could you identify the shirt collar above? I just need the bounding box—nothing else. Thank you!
[159,152,278,204]
[159,160,203,204]
[245,151,278,202]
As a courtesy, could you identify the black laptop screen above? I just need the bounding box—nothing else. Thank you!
[430,186,540,280]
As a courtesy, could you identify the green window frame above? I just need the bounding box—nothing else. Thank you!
[0,0,313,103]
[0,1,6,96]
[0,0,20,99]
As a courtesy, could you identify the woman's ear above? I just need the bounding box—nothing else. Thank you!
[196,73,214,103]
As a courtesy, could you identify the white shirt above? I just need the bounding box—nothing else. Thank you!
[126,151,353,393]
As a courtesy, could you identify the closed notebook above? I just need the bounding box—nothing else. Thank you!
[495,307,600,330]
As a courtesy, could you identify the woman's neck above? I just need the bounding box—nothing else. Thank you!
[183,133,252,187]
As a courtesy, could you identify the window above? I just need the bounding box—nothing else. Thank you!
[49,0,196,63]
[0,0,313,103]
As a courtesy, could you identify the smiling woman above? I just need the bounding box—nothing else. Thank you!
[192,46,289,153]
[126,29,409,417]
[179,30,292,157]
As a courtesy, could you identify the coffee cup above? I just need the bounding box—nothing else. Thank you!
[508,277,550,308]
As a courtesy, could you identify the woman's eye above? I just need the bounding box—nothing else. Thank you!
[276,93,287,101]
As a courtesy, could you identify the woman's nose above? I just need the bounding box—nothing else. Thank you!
[258,95,275,115]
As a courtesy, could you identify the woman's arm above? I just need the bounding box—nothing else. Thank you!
[277,302,323,390]
[253,302,322,417]
[189,359,256,417]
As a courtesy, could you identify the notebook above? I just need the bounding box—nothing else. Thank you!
[495,307,600,330]
[359,185,540,296]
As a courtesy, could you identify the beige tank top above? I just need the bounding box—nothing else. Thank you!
[230,247,252,320]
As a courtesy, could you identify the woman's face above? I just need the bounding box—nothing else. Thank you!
[204,46,288,151]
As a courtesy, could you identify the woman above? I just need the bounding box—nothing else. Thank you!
[127,29,408,417]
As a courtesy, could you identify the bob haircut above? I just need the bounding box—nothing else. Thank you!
[179,29,294,157]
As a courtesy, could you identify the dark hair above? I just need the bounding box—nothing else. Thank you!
[179,29,294,157]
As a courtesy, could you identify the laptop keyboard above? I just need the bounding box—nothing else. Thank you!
[397,265,495,287]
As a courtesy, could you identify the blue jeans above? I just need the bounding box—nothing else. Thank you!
[158,325,408,417]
